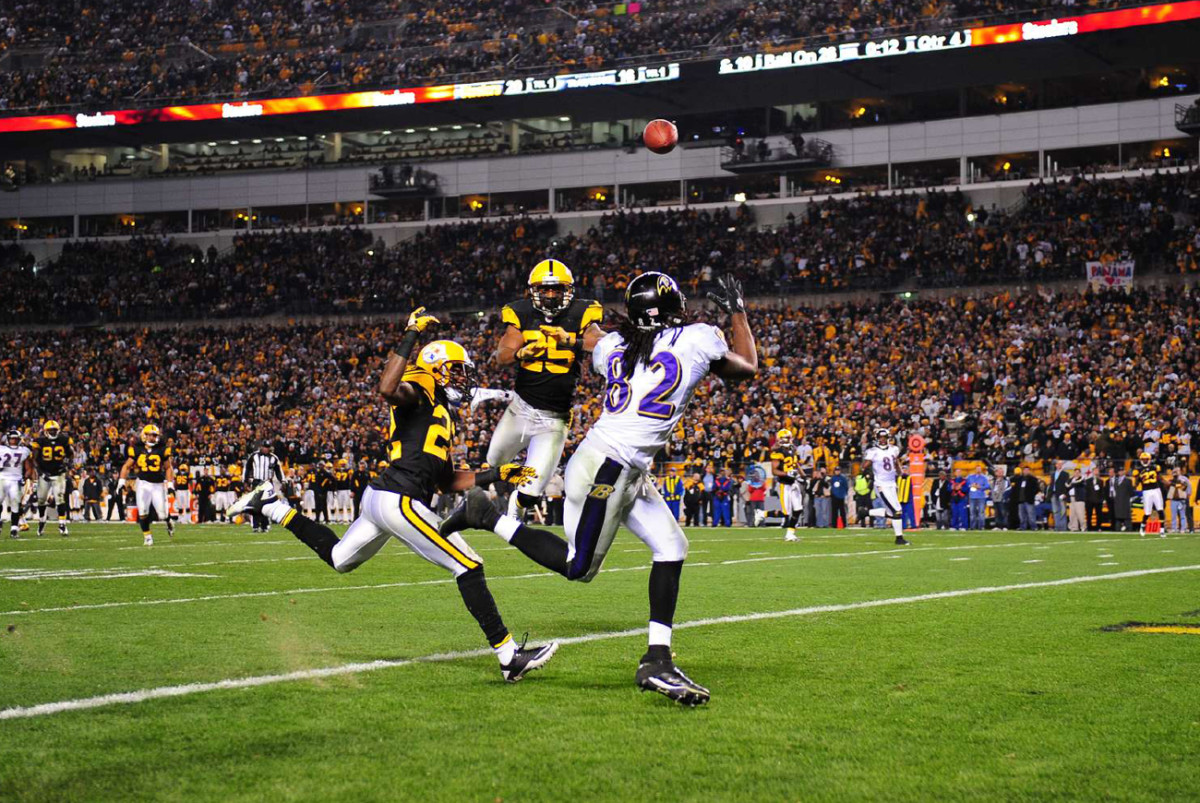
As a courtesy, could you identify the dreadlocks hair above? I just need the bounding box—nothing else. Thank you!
[617,316,660,371]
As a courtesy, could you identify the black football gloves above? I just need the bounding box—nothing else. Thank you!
[707,274,746,315]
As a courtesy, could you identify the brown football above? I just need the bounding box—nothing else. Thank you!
[643,119,679,155]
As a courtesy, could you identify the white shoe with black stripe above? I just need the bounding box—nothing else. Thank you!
[500,637,559,683]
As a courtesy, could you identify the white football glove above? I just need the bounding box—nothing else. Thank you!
[469,388,515,415]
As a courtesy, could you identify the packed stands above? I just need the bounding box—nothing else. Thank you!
[0,0,1131,114]
[6,169,1199,324]
[2,284,1196,482]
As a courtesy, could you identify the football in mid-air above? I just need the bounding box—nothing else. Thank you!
[644,119,678,154]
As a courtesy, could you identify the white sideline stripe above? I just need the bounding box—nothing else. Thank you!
[4,563,1199,722]
[0,537,1178,617]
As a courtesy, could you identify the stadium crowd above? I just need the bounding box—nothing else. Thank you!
[0,0,1130,113]
[2,281,1197,503]
[7,169,1199,325]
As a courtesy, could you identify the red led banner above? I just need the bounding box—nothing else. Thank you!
[714,0,1200,75]
[0,63,680,134]
[971,0,1200,45]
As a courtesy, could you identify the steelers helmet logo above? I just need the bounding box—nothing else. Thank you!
[419,342,449,365]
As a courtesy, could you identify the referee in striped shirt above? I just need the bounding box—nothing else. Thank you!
[244,441,284,532]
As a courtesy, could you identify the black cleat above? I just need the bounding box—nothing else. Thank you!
[895,536,910,545]
[439,487,501,536]
[228,482,277,520]
[636,651,710,706]
[500,636,559,683]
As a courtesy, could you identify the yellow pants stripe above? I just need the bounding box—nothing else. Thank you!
[281,509,297,527]
[400,497,479,570]
[1126,624,1200,635]
[492,633,513,649]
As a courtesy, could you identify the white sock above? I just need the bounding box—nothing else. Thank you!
[494,635,517,665]
[892,518,903,536]
[262,498,293,524]
[785,528,796,538]
[494,514,521,543]
[648,621,673,648]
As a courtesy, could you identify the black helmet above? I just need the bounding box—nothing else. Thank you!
[625,272,686,331]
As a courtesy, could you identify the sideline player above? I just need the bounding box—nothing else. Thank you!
[771,429,805,542]
[864,428,910,545]
[443,272,758,705]
[119,424,175,546]
[30,420,73,537]
[229,308,557,682]
[489,259,605,520]
[1134,451,1165,536]
[1,430,33,538]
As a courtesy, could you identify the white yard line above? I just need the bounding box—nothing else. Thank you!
[3,563,1199,721]
[2,537,1185,617]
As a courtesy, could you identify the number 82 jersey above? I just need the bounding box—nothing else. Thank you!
[586,323,728,472]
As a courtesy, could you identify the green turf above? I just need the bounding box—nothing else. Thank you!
[2,522,1199,802]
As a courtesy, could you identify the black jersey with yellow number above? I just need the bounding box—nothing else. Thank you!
[127,442,172,482]
[1135,463,1163,492]
[770,444,799,477]
[370,367,455,504]
[31,435,74,476]
[501,296,603,414]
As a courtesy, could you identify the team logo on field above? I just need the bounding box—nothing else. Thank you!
[588,484,616,500]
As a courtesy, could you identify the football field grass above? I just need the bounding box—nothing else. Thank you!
[2,522,1199,802]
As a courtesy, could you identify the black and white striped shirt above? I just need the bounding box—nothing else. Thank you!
[245,452,284,484]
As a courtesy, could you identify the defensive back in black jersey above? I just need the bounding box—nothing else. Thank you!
[501,296,603,414]
[127,441,172,482]
[31,435,73,476]
[370,367,455,504]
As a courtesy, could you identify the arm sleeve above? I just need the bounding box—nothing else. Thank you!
[273,458,284,481]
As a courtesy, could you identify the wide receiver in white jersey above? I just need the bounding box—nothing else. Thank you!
[864,427,910,545]
[441,271,758,705]
[1,430,34,538]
